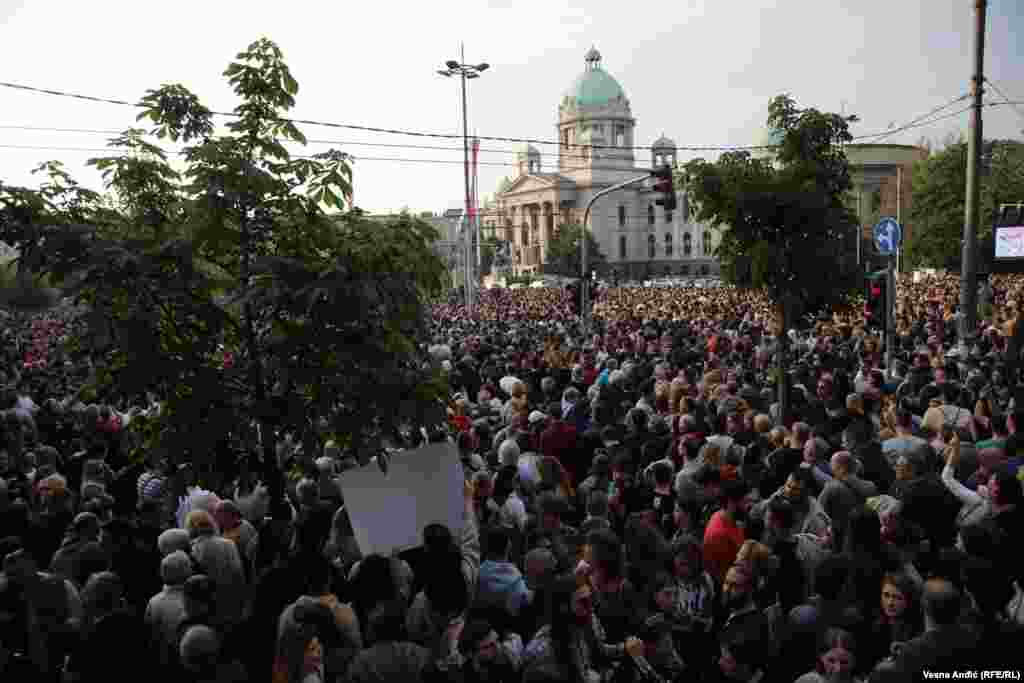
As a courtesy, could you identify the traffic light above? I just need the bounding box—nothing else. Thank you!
[864,271,887,329]
[652,165,677,213]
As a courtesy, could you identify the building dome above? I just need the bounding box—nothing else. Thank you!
[565,47,626,108]
[762,126,784,147]
[652,134,676,151]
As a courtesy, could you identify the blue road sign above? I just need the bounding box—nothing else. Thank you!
[873,217,902,256]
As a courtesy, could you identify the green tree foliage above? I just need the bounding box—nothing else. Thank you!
[904,139,1024,269]
[542,222,607,278]
[684,94,859,316]
[0,38,449,500]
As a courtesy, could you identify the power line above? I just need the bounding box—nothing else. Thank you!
[0,124,662,160]
[1,103,1014,178]
[859,93,970,143]
[0,80,772,153]
[984,78,1024,124]
[0,142,664,178]
[0,79,992,154]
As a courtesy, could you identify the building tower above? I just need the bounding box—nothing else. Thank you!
[557,47,635,184]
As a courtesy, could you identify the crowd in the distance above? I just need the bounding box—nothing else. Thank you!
[1,272,1023,683]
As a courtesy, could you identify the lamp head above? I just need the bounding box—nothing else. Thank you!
[445,60,460,69]
[476,63,490,72]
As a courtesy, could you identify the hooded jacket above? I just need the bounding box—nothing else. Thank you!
[476,559,530,616]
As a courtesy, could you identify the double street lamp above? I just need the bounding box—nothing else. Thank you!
[438,45,489,314]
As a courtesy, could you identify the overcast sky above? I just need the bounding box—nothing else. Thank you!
[1,0,1021,215]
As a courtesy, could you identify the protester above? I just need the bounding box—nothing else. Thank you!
[1,272,1023,682]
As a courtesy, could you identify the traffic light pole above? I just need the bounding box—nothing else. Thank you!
[885,256,896,383]
[580,173,651,333]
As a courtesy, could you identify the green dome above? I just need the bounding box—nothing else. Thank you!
[566,47,625,107]
[763,127,784,146]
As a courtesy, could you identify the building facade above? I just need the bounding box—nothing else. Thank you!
[757,129,927,271]
[845,143,928,264]
[482,48,720,280]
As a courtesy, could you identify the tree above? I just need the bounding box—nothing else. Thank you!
[904,139,1024,269]
[542,222,607,278]
[0,39,448,507]
[479,236,499,277]
[684,94,859,420]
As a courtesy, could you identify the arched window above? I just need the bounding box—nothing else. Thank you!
[618,205,626,227]
[665,209,673,224]
[683,232,692,256]
[647,204,655,226]
[619,235,627,259]
[664,233,673,257]
[703,231,713,256]
[648,234,656,259]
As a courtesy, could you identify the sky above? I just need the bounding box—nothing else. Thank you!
[0,0,1022,216]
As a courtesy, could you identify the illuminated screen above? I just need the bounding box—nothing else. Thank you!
[995,226,1024,259]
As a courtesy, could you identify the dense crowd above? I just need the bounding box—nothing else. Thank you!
[1,272,1023,682]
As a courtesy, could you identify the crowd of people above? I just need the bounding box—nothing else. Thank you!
[1,271,1023,682]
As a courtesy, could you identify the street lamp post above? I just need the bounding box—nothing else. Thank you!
[438,46,489,315]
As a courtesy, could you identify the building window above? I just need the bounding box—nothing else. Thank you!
[521,225,529,246]
[647,204,655,226]
[618,205,626,227]
[614,124,625,147]
[665,209,673,224]
[545,213,554,242]
[700,264,709,276]
[680,264,689,275]
[619,235,627,259]
[664,233,673,257]
[562,129,569,148]
[683,232,692,256]
[703,231,713,256]
[647,234,656,258]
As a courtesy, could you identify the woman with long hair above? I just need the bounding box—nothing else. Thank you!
[272,618,325,683]
[794,628,862,683]
[861,573,922,674]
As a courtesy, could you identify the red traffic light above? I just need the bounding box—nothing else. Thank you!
[870,285,882,297]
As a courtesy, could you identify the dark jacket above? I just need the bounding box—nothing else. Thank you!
[898,474,960,547]
[885,624,981,677]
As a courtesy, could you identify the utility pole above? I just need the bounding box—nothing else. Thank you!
[959,0,987,354]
